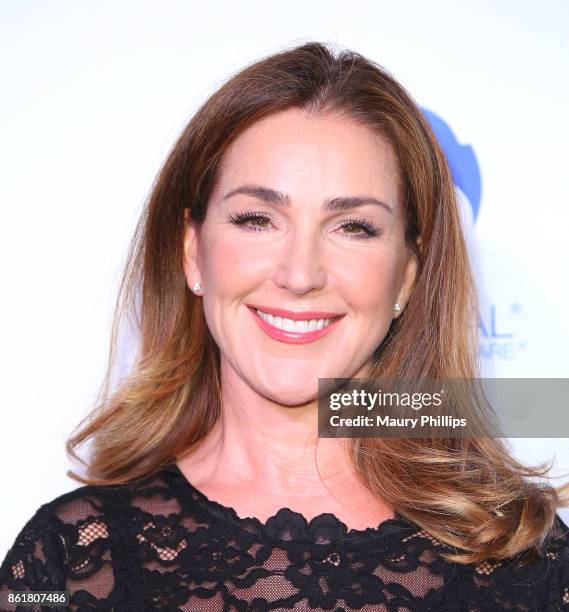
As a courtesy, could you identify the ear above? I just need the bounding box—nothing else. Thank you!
[394,242,420,319]
[182,208,201,288]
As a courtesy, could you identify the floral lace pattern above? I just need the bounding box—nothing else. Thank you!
[1,462,569,611]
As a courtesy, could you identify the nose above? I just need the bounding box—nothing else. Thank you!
[272,226,327,295]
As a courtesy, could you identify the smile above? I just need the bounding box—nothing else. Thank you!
[247,305,345,344]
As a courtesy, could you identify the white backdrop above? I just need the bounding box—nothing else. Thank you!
[1,0,568,556]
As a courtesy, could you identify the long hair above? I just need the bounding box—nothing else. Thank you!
[66,41,569,564]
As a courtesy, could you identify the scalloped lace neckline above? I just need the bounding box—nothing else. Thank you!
[162,461,417,544]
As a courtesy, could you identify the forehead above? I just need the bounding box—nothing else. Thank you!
[212,108,402,208]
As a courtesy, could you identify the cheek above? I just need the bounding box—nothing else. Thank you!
[337,251,400,310]
[203,237,265,296]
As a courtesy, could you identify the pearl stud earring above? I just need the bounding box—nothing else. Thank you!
[192,282,201,292]
[394,303,401,312]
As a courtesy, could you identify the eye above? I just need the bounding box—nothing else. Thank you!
[228,210,274,232]
[227,210,381,240]
[337,218,381,240]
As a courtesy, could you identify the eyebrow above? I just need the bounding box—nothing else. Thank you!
[221,184,394,214]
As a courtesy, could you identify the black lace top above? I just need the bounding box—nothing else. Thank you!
[1,462,569,611]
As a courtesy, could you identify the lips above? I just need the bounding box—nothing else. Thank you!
[247,305,345,344]
[246,304,344,320]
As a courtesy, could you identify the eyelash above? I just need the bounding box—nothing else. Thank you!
[227,210,381,240]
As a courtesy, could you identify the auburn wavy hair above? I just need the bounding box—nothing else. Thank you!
[66,41,569,564]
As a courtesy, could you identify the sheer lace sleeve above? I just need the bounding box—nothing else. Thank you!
[0,504,66,610]
[456,513,569,611]
[543,514,569,610]
[0,487,126,611]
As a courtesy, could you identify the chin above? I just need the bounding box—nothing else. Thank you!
[264,389,320,408]
[254,377,320,406]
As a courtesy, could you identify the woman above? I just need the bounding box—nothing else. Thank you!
[1,41,569,611]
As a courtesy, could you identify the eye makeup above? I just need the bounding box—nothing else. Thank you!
[227,210,382,240]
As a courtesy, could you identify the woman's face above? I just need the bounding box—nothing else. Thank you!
[183,109,418,405]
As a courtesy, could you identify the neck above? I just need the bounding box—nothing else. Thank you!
[175,360,395,528]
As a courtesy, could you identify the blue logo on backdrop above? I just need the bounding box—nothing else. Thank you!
[422,108,481,222]
[421,108,524,364]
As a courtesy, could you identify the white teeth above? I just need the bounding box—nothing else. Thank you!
[283,317,295,332]
[255,309,334,333]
